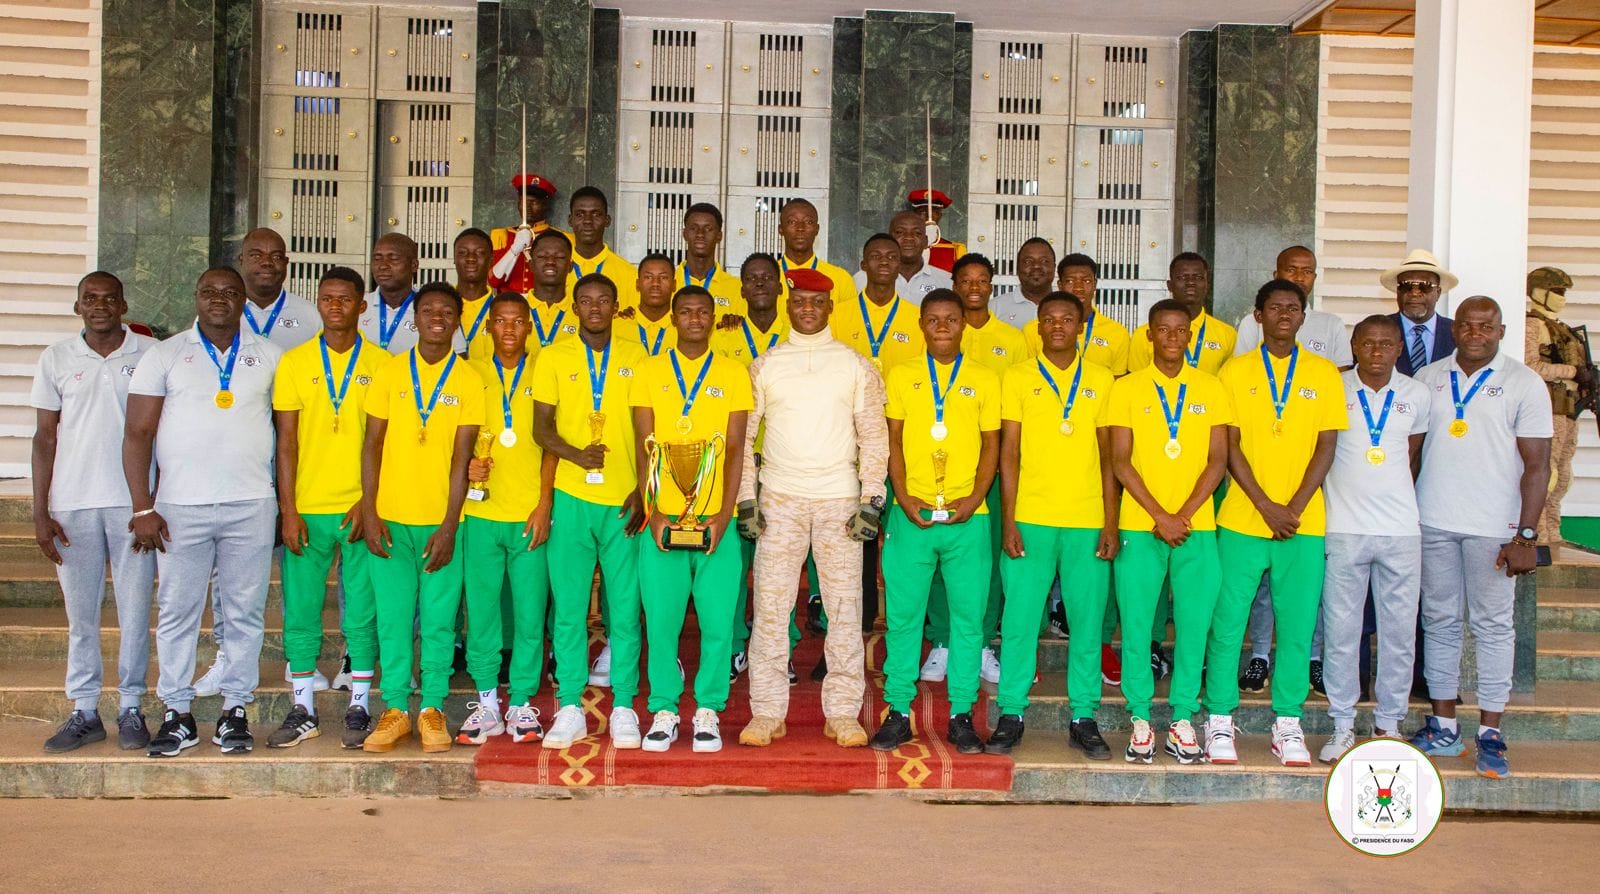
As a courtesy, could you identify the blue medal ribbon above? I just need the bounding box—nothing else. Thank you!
[858,292,900,362]
[1078,311,1096,355]
[681,262,716,290]
[1156,379,1188,442]
[741,318,779,359]
[670,349,714,420]
[1036,356,1084,426]
[244,290,286,338]
[1357,387,1395,447]
[1260,344,1299,424]
[779,256,819,275]
[638,321,667,356]
[409,348,456,432]
[319,335,361,420]
[532,305,566,347]
[197,324,239,393]
[1450,367,1493,421]
[572,257,606,278]
[376,290,416,350]
[1185,317,1208,368]
[463,296,493,345]
[494,353,527,433]
[926,352,965,425]
[585,340,611,413]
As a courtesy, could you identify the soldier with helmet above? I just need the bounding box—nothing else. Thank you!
[1525,266,1589,545]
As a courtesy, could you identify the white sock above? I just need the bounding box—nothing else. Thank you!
[290,671,315,713]
[1437,715,1459,733]
[349,670,374,711]
[1333,720,1354,734]
[478,689,499,717]
[1479,725,1500,738]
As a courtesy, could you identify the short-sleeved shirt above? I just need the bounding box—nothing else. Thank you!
[679,263,746,317]
[1001,355,1116,528]
[30,328,157,511]
[365,349,485,525]
[629,349,753,516]
[272,335,385,515]
[886,353,1001,512]
[531,334,647,505]
[1215,345,1349,538]
[1325,369,1431,537]
[1235,308,1352,369]
[129,326,283,506]
[569,245,639,310]
[989,290,1041,330]
[459,290,498,362]
[832,293,925,374]
[242,290,319,350]
[852,265,953,306]
[358,289,467,356]
[961,315,1028,376]
[625,310,677,357]
[530,296,581,348]
[1129,310,1237,375]
[1106,363,1232,532]
[779,255,856,308]
[711,315,789,368]
[1023,310,1132,376]
[465,353,545,522]
[1415,354,1555,538]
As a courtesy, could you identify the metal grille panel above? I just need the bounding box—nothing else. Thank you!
[991,203,1041,278]
[405,17,454,92]
[646,191,694,262]
[756,115,801,189]
[651,29,698,103]
[998,41,1044,115]
[1101,45,1149,118]
[292,96,342,170]
[407,185,451,266]
[406,103,452,177]
[648,111,696,184]
[994,123,1041,196]
[1095,286,1143,331]
[757,33,804,107]
[294,12,344,88]
[289,179,340,255]
[1094,207,1143,280]
[1097,128,1144,200]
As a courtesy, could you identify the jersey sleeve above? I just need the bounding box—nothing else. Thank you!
[1513,370,1556,439]
[1105,375,1133,428]
[884,365,908,421]
[1000,365,1026,422]
[28,347,61,412]
[271,352,304,412]
[1203,373,1234,428]
[457,365,486,425]
[978,369,1002,430]
[727,360,754,412]
[1092,368,1113,426]
[365,361,393,420]
[1109,330,1131,376]
[1408,382,1431,434]
[531,348,561,405]
[628,357,654,408]
[1316,363,1350,432]
[127,343,170,398]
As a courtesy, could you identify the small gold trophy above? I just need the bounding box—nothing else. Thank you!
[466,429,494,502]
[585,410,606,484]
[645,432,726,550]
[930,448,950,522]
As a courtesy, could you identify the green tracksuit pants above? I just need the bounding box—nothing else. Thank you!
[883,509,993,714]
[370,521,463,711]
[924,480,1003,647]
[548,492,640,709]
[1113,529,1220,721]
[1207,529,1325,718]
[639,532,739,713]
[462,515,550,704]
[731,534,801,655]
[282,512,377,680]
[997,524,1109,718]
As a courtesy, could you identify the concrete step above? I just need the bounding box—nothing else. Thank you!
[1004,735,1600,812]
[0,564,305,609]
[1537,630,1600,682]
[1539,587,1600,633]
[0,606,348,662]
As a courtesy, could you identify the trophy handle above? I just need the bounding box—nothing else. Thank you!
[643,433,663,514]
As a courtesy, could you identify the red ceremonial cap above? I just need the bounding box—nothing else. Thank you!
[511,173,556,198]
[907,188,952,209]
[784,268,834,293]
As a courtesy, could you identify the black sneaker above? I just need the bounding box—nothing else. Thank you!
[870,710,913,752]
[453,640,468,673]
[985,714,1025,754]
[810,655,828,682]
[44,710,105,753]
[787,660,798,686]
[545,650,558,686]
[1048,603,1069,640]
[1239,657,1269,692]
[805,592,825,635]
[147,709,199,758]
[117,708,150,751]
[1069,718,1112,760]
[499,648,513,686]
[1150,641,1172,681]
[266,705,320,748]
[341,705,373,749]
[1309,659,1326,695]
[214,705,253,754]
[946,712,983,754]
[729,650,748,682]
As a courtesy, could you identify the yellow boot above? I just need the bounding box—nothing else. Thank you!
[362,708,411,753]
[418,707,452,753]
[738,715,787,747]
[824,716,868,748]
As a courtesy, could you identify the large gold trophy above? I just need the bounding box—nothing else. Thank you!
[645,432,726,550]
[466,429,495,502]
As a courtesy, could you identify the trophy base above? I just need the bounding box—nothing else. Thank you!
[661,525,711,551]
[466,487,488,502]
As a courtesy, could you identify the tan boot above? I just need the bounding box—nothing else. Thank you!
[738,715,787,747]
[418,707,452,753]
[824,716,868,748]
[362,708,411,753]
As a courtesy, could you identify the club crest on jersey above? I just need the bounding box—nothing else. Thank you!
[707,386,724,398]
[242,356,262,367]
[1298,387,1317,399]
[440,394,459,406]
[618,368,634,377]
[1395,402,1412,414]
[121,366,136,376]
[991,346,1008,356]
[283,319,301,328]
[1091,336,1108,347]
[959,386,975,397]
[1081,388,1097,399]
[1205,340,1222,350]
[893,333,910,343]
[1485,386,1503,397]
[1190,403,1207,414]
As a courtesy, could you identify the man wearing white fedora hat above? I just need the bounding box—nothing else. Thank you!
[1383,249,1460,378]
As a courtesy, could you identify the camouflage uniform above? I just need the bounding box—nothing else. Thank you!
[1525,266,1584,542]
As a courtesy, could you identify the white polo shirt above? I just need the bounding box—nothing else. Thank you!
[29,328,157,512]
[1235,308,1353,368]
[853,264,952,307]
[1325,369,1431,537]
[242,289,319,350]
[129,326,282,506]
[990,289,1044,329]
[358,289,466,355]
[1415,353,1554,538]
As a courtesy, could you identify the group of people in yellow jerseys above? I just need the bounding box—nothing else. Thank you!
[34,173,1549,783]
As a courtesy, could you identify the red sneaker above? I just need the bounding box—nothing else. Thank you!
[1101,643,1122,685]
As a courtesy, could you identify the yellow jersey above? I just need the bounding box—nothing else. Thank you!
[1000,355,1116,528]
[962,315,1028,377]
[366,349,486,526]
[1105,363,1232,532]
[464,353,546,522]
[568,245,639,311]
[1129,310,1236,375]
[1024,310,1131,376]
[530,333,648,506]
[678,262,746,318]
[272,335,386,515]
[629,348,754,517]
[832,293,925,374]
[885,353,1001,512]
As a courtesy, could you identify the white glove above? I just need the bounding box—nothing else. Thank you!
[511,226,533,255]
[491,227,532,282]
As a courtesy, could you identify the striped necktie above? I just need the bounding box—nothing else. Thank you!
[1409,324,1428,372]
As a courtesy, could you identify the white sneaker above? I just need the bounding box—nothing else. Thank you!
[331,652,352,691]
[642,710,679,752]
[455,701,505,745]
[919,645,949,682]
[193,656,230,698]
[589,644,612,687]
[1125,718,1155,764]
[505,704,543,744]
[282,664,330,692]
[541,705,588,749]
[1166,719,1204,764]
[1204,714,1238,764]
[691,707,721,753]
[1271,716,1311,767]
[979,647,1001,685]
[1319,726,1356,764]
[609,706,641,749]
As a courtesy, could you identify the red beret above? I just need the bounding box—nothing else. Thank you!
[511,173,556,198]
[908,188,952,209]
[784,268,834,294]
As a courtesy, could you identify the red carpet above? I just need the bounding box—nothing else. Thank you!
[474,609,1014,792]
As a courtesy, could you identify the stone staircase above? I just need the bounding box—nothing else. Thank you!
[0,491,1597,809]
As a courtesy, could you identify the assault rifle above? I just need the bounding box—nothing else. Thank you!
[1573,324,1600,437]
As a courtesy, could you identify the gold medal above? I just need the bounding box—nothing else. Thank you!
[499,429,518,448]
[1366,446,1386,466]
[1448,418,1468,438]
[1059,419,1074,436]
[872,356,883,372]
[418,426,428,445]
[930,421,948,442]
[1164,438,1182,460]
[332,414,340,433]
[1271,418,1284,437]
[676,415,693,436]
[214,390,234,409]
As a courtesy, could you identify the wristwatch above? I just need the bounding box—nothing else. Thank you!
[868,495,885,512]
[1515,526,1538,544]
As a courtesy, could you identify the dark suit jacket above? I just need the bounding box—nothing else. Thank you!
[1392,312,1455,377]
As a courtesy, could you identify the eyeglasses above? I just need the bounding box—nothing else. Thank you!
[1396,281,1440,294]
[199,287,244,301]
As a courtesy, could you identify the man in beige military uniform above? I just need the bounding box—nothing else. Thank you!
[1525,266,1589,544]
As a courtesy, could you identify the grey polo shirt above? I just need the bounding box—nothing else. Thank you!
[29,328,157,512]
[358,289,466,355]
[1325,369,1431,537]
[242,289,319,350]
[1235,308,1353,368]
[852,264,953,307]
[990,289,1043,329]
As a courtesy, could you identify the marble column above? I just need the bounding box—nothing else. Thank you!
[827,17,863,264]
[210,0,259,267]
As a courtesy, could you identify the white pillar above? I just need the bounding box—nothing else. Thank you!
[1406,0,1534,348]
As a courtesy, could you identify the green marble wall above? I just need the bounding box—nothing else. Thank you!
[1178,25,1319,325]
[474,0,598,232]
[100,0,219,334]
[831,11,971,266]
[586,7,620,205]
[210,0,258,267]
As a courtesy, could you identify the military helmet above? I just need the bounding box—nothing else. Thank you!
[1528,266,1573,292]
